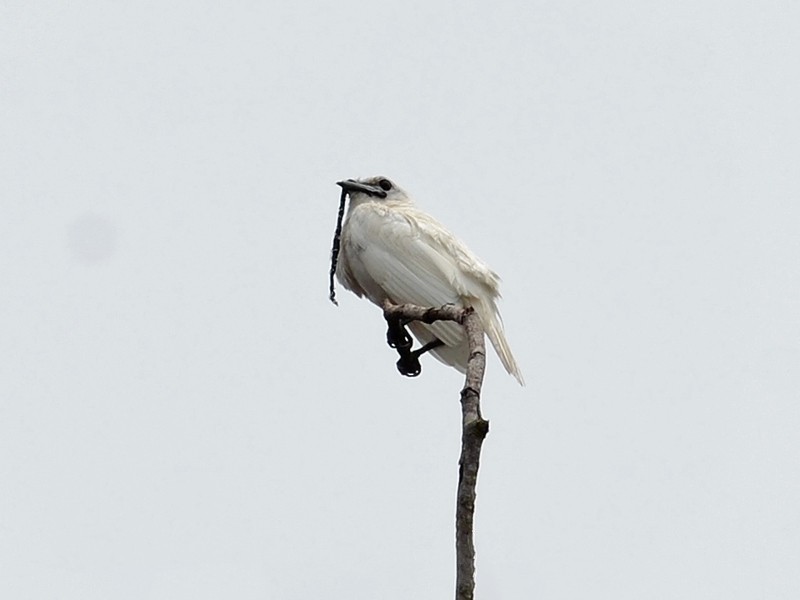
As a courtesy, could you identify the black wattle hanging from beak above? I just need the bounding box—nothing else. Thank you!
[328,187,348,305]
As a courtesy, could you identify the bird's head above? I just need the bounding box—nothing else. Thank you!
[336,176,410,207]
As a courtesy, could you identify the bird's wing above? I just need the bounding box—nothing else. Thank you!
[411,212,524,385]
[342,202,524,384]
[343,203,494,347]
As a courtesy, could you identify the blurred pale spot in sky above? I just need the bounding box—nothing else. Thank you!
[66,214,117,264]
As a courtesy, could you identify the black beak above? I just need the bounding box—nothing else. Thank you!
[336,179,387,198]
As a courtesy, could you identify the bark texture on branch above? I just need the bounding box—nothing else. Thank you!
[382,301,467,325]
[381,301,488,600]
[455,309,488,600]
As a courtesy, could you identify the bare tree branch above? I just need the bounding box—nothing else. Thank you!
[455,309,488,600]
[381,301,489,600]
[382,300,467,325]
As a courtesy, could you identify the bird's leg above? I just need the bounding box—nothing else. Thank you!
[396,339,445,377]
[415,338,445,357]
[386,317,413,350]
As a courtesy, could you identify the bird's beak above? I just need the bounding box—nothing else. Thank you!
[336,179,387,198]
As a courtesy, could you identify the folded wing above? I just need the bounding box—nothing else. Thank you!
[339,202,523,384]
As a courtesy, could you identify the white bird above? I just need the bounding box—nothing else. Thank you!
[333,176,524,385]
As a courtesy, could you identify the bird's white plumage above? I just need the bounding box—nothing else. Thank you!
[336,176,524,385]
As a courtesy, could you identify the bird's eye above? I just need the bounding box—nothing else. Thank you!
[378,179,392,191]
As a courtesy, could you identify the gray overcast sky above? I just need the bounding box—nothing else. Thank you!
[2,1,799,598]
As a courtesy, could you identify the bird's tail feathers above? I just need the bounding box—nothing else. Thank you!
[472,297,525,386]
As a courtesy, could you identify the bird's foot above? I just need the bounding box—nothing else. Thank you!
[396,350,421,377]
[386,320,412,350]
[394,339,445,378]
